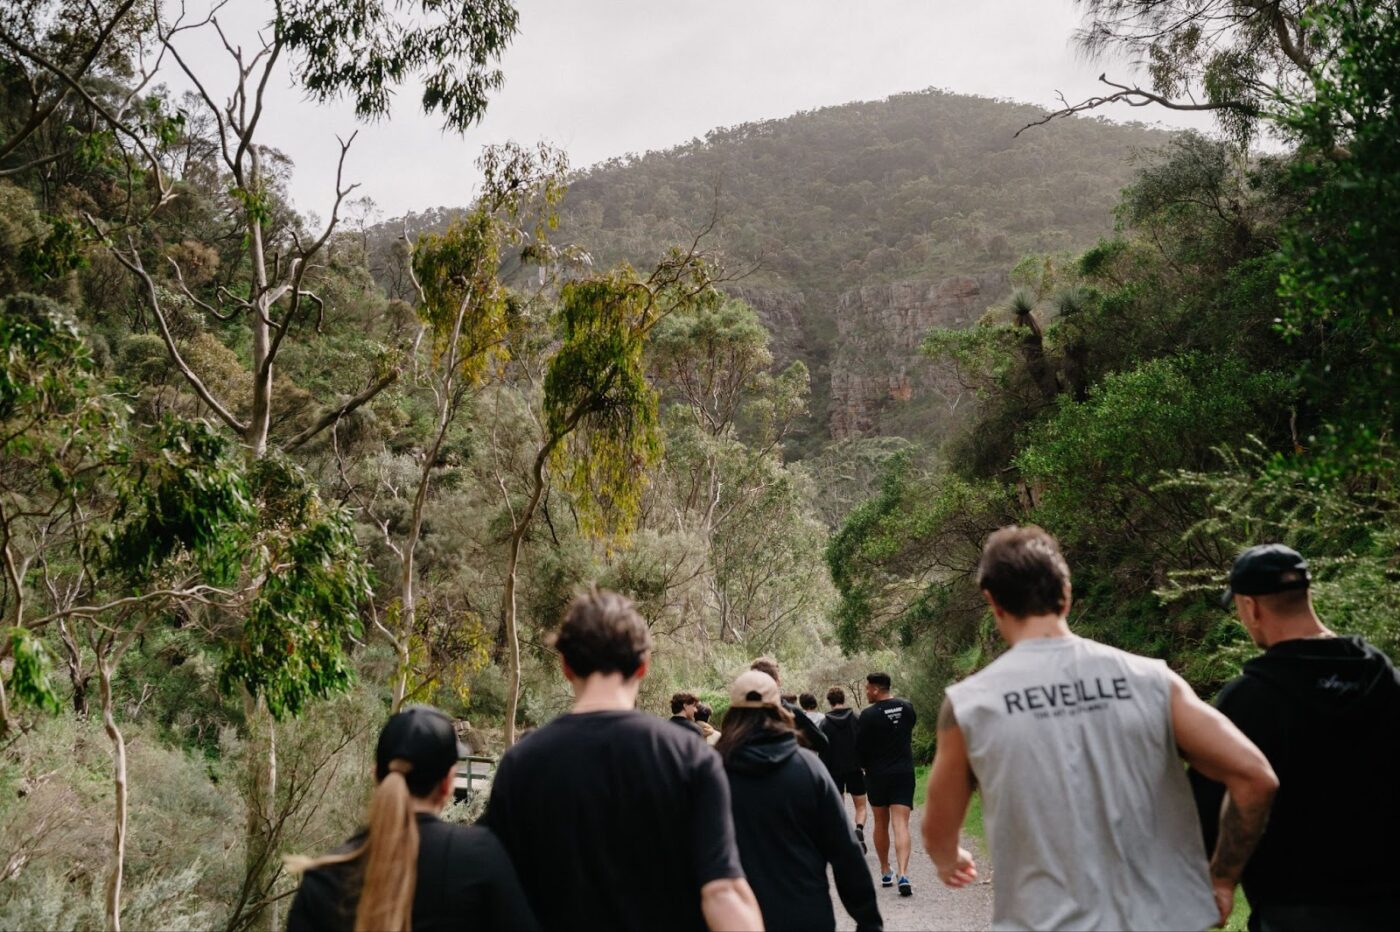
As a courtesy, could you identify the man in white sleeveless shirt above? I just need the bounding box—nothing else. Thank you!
[921,526,1278,931]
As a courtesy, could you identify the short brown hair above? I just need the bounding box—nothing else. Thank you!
[750,656,780,681]
[826,686,846,707]
[671,691,699,714]
[552,587,652,677]
[977,525,1070,618]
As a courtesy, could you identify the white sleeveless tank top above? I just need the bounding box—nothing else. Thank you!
[944,635,1216,931]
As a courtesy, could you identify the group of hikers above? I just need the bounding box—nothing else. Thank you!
[287,526,1400,932]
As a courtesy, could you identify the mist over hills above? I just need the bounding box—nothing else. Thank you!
[374,89,1175,447]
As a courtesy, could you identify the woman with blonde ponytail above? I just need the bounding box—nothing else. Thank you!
[287,706,538,932]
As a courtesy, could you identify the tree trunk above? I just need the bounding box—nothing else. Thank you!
[99,658,126,932]
[238,693,278,932]
[246,147,273,458]
[59,619,89,716]
[500,445,553,747]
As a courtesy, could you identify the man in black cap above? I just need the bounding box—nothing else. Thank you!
[1192,543,1400,931]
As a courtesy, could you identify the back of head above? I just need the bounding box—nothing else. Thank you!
[798,692,818,711]
[671,691,698,715]
[717,670,794,763]
[749,655,780,681]
[291,705,463,932]
[866,672,892,693]
[977,525,1071,618]
[553,587,652,678]
[694,702,712,724]
[826,686,846,707]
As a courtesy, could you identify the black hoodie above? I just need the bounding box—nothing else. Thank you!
[724,733,882,932]
[1190,635,1400,911]
[819,706,860,775]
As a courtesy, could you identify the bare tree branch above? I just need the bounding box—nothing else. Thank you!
[1015,73,1260,137]
[282,369,400,451]
[91,221,248,434]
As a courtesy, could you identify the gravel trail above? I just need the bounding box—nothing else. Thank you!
[830,799,994,931]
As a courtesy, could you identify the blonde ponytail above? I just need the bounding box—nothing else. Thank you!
[284,759,421,932]
[354,760,420,932]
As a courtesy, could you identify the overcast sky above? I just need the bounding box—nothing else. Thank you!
[175,1,1219,221]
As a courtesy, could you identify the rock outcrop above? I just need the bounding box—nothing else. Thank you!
[721,284,808,365]
[828,273,1009,439]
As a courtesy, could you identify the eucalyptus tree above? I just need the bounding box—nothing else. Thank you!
[489,252,723,745]
[357,142,567,712]
[646,296,822,650]
[0,294,255,931]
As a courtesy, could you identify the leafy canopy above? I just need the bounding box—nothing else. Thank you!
[275,0,519,132]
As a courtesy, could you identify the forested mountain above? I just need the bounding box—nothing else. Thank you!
[373,91,1173,446]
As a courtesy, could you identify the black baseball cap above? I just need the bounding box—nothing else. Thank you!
[375,705,467,786]
[1220,544,1311,607]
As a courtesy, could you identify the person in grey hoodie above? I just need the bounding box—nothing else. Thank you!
[719,670,882,932]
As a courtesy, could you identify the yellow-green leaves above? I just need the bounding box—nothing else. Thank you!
[413,211,510,384]
[545,271,661,539]
[410,142,569,384]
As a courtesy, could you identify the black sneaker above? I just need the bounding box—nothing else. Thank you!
[880,872,893,888]
[898,875,913,897]
[855,824,867,854]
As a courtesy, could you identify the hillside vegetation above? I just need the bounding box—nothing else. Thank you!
[375,91,1173,444]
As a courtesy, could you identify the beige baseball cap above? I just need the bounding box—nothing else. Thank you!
[729,670,781,709]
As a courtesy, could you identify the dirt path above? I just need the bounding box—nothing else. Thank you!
[830,799,993,931]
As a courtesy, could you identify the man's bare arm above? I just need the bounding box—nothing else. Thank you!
[1169,672,1277,921]
[700,877,763,931]
[922,697,979,888]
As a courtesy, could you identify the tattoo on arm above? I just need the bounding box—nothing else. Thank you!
[1211,794,1270,883]
[937,697,957,731]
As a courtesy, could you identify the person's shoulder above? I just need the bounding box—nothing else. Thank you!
[1214,667,1274,711]
[438,819,508,855]
[792,745,834,785]
[1076,637,1173,677]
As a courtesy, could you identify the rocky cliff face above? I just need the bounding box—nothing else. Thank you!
[721,284,808,365]
[827,273,1009,439]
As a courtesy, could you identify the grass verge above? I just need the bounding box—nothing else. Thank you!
[913,764,984,842]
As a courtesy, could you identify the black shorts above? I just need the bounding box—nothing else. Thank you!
[866,770,915,808]
[832,769,866,797]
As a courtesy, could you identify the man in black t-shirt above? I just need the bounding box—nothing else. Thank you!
[482,588,761,932]
[1192,545,1400,931]
[857,672,917,896]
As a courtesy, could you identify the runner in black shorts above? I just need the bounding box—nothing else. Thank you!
[864,770,914,808]
[832,768,867,798]
[857,673,918,896]
[819,687,869,853]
